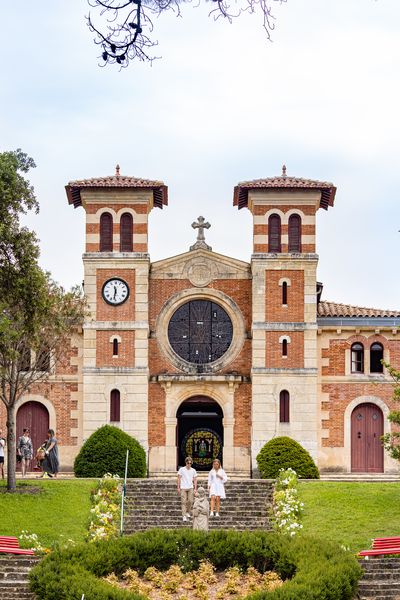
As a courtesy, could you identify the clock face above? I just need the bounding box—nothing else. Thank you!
[102,278,129,306]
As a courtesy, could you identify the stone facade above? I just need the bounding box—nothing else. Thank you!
[2,169,399,475]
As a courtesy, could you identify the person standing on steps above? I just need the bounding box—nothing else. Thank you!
[17,428,33,478]
[208,458,228,517]
[177,456,197,522]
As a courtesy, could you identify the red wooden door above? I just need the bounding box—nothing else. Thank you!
[16,402,49,471]
[351,403,384,473]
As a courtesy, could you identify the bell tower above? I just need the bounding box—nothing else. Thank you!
[66,167,168,448]
[234,167,336,470]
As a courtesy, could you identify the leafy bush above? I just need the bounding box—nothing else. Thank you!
[30,529,362,599]
[74,425,146,478]
[257,437,320,479]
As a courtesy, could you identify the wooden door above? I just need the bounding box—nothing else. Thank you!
[351,403,384,473]
[16,402,49,471]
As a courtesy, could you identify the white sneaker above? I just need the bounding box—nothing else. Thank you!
[210,511,214,517]
[182,516,187,522]
[215,513,220,517]
[186,513,191,519]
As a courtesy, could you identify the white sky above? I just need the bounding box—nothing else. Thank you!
[1,0,399,309]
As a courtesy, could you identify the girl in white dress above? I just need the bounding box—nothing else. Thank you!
[207,459,228,517]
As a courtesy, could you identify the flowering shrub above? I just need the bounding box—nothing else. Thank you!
[271,467,304,537]
[19,530,49,555]
[87,473,122,542]
[103,560,283,599]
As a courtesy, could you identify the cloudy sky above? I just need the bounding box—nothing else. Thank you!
[1,0,399,309]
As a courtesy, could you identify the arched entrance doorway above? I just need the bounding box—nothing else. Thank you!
[16,401,49,471]
[351,403,384,472]
[177,396,223,471]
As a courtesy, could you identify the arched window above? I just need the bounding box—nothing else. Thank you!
[280,390,290,423]
[110,389,120,422]
[351,343,364,373]
[370,343,384,373]
[120,213,133,252]
[268,214,281,252]
[288,214,301,252]
[282,281,288,305]
[112,338,119,356]
[100,212,113,252]
[282,339,288,357]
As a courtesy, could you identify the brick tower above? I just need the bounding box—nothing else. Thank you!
[66,167,168,450]
[234,166,336,471]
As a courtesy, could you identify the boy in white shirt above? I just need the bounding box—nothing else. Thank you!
[0,429,5,479]
[177,456,197,522]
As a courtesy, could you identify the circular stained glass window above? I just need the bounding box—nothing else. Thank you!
[168,300,233,365]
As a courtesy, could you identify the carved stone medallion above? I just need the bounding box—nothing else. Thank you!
[187,261,213,287]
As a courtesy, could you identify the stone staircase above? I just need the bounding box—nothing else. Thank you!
[358,557,400,600]
[124,478,273,533]
[0,555,39,600]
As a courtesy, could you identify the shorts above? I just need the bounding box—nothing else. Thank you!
[0,457,4,463]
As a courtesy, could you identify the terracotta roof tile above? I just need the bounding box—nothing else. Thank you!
[65,174,168,209]
[233,173,336,210]
[318,301,400,318]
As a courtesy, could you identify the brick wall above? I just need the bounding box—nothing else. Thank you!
[321,382,395,447]
[96,330,135,367]
[265,330,304,368]
[234,383,251,446]
[148,383,166,446]
[96,268,136,321]
[265,270,304,322]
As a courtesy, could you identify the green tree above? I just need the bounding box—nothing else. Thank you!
[382,362,400,460]
[0,149,85,491]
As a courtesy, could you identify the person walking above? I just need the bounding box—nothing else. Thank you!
[208,458,228,517]
[17,428,33,478]
[177,456,197,522]
[0,429,5,479]
[40,429,59,478]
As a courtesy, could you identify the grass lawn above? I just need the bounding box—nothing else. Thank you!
[0,479,94,547]
[299,481,400,552]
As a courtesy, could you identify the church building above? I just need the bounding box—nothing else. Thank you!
[7,167,400,475]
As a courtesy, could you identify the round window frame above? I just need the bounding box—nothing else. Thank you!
[156,288,246,374]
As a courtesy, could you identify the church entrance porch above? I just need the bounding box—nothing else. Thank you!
[177,396,223,471]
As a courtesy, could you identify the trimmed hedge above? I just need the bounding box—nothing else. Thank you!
[257,437,320,479]
[30,529,361,599]
[74,425,146,478]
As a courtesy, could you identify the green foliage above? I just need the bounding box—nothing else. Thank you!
[30,529,362,599]
[74,425,146,478]
[256,437,319,479]
[382,362,400,460]
[0,148,86,490]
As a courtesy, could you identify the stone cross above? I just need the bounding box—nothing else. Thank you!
[190,216,212,251]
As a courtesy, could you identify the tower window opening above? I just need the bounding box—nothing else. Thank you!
[288,214,302,252]
[268,214,281,252]
[100,212,113,252]
[112,338,119,356]
[280,390,290,423]
[110,389,120,422]
[120,213,133,252]
[282,281,288,305]
[282,339,288,357]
